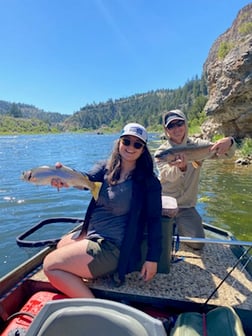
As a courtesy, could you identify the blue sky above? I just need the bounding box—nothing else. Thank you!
[0,0,250,115]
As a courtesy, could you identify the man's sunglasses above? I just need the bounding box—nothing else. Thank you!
[167,120,185,130]
[121,138,144,149]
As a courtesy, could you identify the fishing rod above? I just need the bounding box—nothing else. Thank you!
[177,236,252,247]
[203,246,252,307]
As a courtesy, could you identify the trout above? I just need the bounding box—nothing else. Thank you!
[154,143,219,167]
[21,165,102,200]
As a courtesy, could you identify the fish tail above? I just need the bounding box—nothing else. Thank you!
[91,182,102,200]
[192,161,202,169]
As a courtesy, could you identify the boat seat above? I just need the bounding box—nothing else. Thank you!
[25,298,167,336]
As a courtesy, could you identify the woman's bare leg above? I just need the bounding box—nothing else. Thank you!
[43,239,95,298]
[45,269,94,298]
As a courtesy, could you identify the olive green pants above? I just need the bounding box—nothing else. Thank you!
[86,238,120,278]
[175,207,205,250]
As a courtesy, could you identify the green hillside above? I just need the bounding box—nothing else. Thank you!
[0,76,207,135]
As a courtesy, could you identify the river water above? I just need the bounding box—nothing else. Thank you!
[0,133,251,277]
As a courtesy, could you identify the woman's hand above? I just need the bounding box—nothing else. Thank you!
[140,261,157,282]
[55,161,63,168]
[51,162,69,189]
[51,177,69,189]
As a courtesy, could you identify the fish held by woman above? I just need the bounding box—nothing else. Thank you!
[21,165,102,200]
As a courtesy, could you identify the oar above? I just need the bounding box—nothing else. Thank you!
[177,236,252,247]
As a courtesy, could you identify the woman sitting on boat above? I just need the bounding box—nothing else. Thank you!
[43,123,162,298]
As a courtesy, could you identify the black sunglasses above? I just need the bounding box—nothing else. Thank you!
[167,120,185,130]
[121,138,144,149]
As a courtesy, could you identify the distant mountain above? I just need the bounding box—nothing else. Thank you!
[0,100,69,124]
[62,76,207,132]
[0,76,208,134]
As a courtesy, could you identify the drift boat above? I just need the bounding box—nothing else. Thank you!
[0,210,251,335]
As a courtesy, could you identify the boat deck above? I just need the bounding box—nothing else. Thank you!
[32,242,252,310]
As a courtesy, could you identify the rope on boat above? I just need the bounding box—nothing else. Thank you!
[16,217,84,247]
[0,264,42,303]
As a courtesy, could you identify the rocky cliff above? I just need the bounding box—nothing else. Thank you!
[202,3,252,139]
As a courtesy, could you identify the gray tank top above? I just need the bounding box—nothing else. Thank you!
[87,178,132,247]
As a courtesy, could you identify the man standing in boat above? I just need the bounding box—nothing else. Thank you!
[155,110,236,250]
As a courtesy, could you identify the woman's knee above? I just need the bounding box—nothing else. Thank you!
[43,252,57,275]
[57,234,73,248]
[43,254,50,274]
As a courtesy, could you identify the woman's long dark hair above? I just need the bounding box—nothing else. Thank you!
[106,139,154,185]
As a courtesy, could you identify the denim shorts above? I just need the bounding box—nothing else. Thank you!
[86,238,120,278]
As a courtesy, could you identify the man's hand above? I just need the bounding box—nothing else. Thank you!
[211,137,233,155]
[170,153,187,171]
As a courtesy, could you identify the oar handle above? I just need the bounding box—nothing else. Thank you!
[177,236,252,247]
